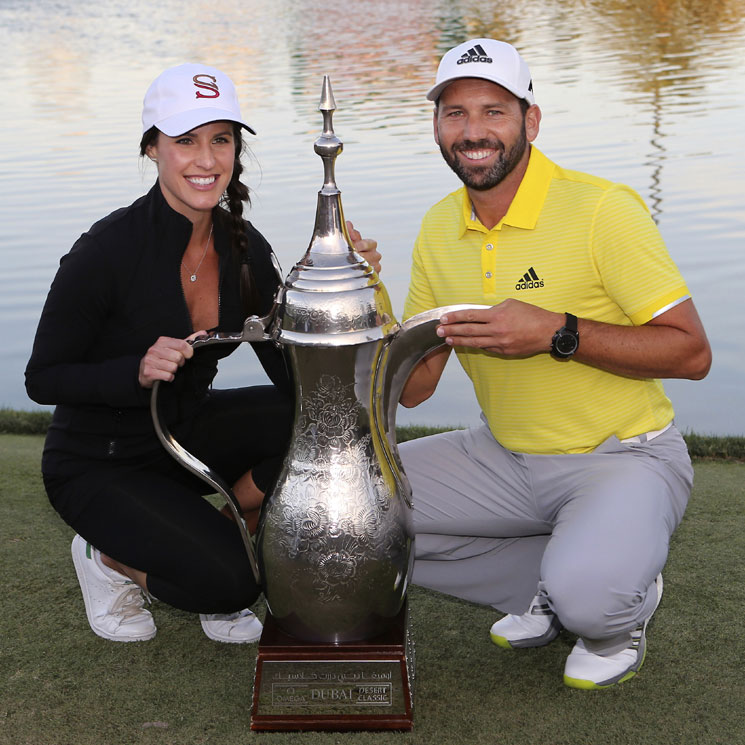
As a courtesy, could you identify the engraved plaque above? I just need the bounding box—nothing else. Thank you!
[251,601,414,731]
[263,662,401,713]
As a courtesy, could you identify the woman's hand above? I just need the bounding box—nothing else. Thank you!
[347,220,382,274]
[137,330,206,388]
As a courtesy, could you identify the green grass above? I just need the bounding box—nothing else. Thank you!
[2,433,744,744]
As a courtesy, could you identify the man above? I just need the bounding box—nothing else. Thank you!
[399,38,711,689]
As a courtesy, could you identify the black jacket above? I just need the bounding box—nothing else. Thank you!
[26,182,290,470]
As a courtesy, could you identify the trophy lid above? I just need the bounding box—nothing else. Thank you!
[276,76,397,347]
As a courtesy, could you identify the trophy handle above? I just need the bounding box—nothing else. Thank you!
[151,378,261,585]
[148,316,277,586]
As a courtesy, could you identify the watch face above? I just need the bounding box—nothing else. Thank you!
[556,332,578,355]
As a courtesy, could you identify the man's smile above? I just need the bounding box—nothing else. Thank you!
[459,148,496,162]
[452,140,504,166]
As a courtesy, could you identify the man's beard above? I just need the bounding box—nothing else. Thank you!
[439,124,528,191]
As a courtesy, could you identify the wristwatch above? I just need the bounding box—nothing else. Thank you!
[551,313,579,359]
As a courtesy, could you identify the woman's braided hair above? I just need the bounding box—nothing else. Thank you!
[139,123,260,317]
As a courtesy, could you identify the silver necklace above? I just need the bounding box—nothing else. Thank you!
[182,223,213,283]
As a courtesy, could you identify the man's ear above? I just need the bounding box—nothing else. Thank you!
[433,109,440,146]
[525,104,541,143]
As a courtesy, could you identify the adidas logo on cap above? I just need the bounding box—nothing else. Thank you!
[515,267,544,290]
[427,39,535,105]
[457,44,492,65]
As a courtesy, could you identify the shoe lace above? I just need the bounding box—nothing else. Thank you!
[206,609,250,623]
[109,583,148,620]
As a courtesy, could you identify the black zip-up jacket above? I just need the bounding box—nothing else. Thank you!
[25,182,290,471]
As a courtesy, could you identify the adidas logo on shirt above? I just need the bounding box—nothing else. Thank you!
[457,44,492,65]
[515,267,544,290]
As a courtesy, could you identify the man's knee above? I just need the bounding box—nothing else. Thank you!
[544,570,647,641]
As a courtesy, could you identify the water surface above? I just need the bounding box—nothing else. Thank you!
[2,0,743,434]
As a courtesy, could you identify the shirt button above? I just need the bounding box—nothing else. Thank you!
[485,271,492,278]
[485,243,493,250]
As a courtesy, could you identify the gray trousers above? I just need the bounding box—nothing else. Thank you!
[399,421,692,653]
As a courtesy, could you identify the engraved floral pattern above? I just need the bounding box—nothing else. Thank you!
[262,373,409,607]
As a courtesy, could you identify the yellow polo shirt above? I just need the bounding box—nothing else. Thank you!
[403,147,690,454]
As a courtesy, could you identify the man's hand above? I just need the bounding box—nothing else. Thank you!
[437,299,560,357]
[138,331,205,388]
[347,220,382,274]
[401,299,555,408]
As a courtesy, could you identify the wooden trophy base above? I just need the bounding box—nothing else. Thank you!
[250,599,414,731]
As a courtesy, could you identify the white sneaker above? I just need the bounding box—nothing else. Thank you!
[563,574,663,689]
[71,534,156,642]
[490,594,562,649]
[199,608,263,643]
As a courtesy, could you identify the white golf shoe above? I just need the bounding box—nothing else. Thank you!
[563,574,663,689]
[71,534,156,642]
[199,608,263,643]
[490,594,562,649]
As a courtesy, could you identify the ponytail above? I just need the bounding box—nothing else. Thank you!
[221,124,261,317]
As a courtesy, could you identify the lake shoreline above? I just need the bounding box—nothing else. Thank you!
[3,408,743,461]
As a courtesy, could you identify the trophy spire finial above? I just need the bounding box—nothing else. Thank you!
[283,74,388,318]
[319,74,337,118]
[314,75,343,193]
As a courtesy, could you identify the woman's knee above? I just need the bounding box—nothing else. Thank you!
[194,568,259,614]
[153,547,260,614]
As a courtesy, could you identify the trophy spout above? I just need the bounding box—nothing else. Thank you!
[375,304,491,487]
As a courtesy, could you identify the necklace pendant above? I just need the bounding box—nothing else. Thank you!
[183,223,211,286]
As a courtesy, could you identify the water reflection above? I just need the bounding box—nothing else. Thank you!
[1,0,743,434]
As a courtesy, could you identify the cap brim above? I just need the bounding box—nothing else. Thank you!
[426,73,534,105]
[153,107,256,136]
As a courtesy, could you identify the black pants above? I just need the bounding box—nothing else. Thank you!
[45,386,291,614]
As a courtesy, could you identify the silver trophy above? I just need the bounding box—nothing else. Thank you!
[152,76,484,730]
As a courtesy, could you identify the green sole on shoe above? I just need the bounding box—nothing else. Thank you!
[490,632,514,649]
[563,669,638,690]
[563,646,647,690]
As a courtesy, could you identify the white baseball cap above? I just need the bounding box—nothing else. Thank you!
[142,63,255,136]
[427,39,535,105]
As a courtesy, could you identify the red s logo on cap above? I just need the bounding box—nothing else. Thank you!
[193,74,220,99]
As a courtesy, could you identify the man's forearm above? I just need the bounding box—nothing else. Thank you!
[400,346,451,407]
[573,302,711,380]
[434,298,711,382]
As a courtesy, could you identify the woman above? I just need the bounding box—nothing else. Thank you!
[25,63,381,644]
